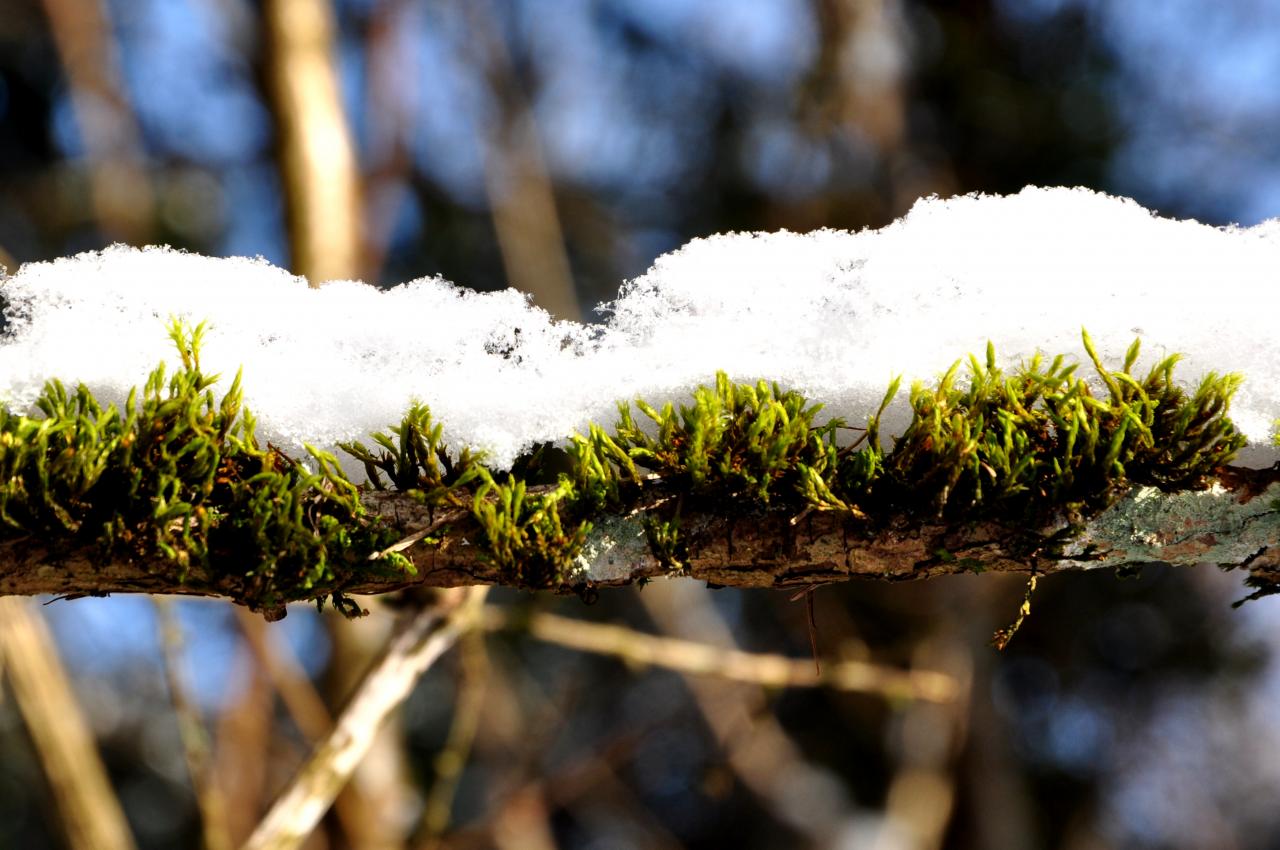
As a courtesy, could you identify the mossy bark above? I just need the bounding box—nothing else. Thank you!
[4,327,1273,617]
[5,467,1279,617]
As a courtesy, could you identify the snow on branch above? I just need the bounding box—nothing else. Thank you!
[3,186,1279,469]
[2,187,1280,617]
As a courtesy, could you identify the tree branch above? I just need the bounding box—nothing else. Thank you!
[483,607,959,702]
[242,589,479,850]
[4,467,1280,614]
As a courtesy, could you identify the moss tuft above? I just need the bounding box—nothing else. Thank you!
[0,322,1254,610]
[883,332,1245,520]
[0,321,407,615]
[470,472,590,587]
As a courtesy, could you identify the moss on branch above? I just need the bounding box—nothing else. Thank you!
[0,320,1263,617]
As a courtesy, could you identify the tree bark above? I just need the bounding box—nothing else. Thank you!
[4,469,1280,613]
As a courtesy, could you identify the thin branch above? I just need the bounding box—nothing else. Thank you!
[487,607,958,702]
[234,608,334,741]
[38,0,154,243]
[212,645,273,847]
[155,599,233,850]
[415,618,491,846]
[234,608,387,850]
[0,597,137,850]
[464,0,581,320]
[241,588,482,850]
[636,580,849,845]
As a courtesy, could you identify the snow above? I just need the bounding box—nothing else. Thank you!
[2,186,1278,471]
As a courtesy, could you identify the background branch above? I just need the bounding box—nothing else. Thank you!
[486,606,958,701]
[262,0,362,284]
[155,599,233,850]
[0,597,137,850]
[242,588,481,850]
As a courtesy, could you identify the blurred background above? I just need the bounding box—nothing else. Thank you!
[2,0,1280,848]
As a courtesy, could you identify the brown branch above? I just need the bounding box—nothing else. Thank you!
[241,589,480,850]
[485,607,958,702]
[38,0,154,243]
[155,599,234,850]
[463,0,581,321]
[4,471,1280,613]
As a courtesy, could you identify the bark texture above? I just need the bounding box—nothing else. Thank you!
[4,467,1279,614]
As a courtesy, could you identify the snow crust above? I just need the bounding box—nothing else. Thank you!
[2,187,1278,471]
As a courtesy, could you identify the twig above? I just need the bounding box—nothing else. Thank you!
[484,606,958,703]
[155,599,233,850]
[415,613,491,847]
[0,597,137,850]
[242,588,481,850]
[368,516,450,562]
[234,608,390,849]
[991,574,1039,650]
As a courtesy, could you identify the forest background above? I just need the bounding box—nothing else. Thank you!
[2,1,1280,849]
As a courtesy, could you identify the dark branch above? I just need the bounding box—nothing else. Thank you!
[5,469,1280,618]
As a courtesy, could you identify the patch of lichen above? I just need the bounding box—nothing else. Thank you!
[0,324,1252,608]
[0,321,405,615]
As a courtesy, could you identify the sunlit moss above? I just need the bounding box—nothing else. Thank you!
[339,401,484,506]
[883,333,1244,519]
[470,472,590,587]
[0,321,402,616]
[0,323,1253,612]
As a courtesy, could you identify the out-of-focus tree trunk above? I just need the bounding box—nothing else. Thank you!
[261,2,415,845]
[39,0,154,243]
[464,0,581,321]
[262,0,363,285]
[0,597,138,850]
[257,1,407,844]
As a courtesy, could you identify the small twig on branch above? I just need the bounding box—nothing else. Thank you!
[486,606,958,703]
[242,588,482,850]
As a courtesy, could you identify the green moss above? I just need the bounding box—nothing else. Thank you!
[643,512,686,572]
[470,472,590,587]
[0,323,1254,612]
[0,321,404,616]
[882,333,1244,520]
[339,401,483,506]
